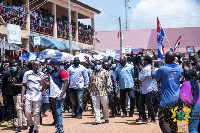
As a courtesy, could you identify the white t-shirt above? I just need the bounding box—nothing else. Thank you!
[23,70,44,101]
[49,76,66,98]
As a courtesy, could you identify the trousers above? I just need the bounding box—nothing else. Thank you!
[25,99,41,131]
[92,95,109,123]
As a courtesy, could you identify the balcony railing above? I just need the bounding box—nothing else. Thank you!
[9,17,27,30]
[30,23,53,36]
[0,16,27,30]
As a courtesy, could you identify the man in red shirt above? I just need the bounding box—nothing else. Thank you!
[47,58,68,133]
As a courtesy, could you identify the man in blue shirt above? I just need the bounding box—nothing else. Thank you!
[115,57,135,117]
[152,51,183,133]
[67,57,89,119]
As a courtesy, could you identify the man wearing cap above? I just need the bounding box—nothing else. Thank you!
[47,58,69,133]
[67,57,89,119]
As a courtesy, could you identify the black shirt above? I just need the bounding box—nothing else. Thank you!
[2,70,25,96]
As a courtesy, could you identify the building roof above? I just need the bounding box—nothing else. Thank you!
[71,0,101,14]
[95,27,200,53]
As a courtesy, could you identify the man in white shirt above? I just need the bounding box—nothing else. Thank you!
[21,61,45,133]
[137,56,158,124]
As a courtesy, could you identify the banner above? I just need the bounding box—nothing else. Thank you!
[7,24,21,44]
[1,37,5,56]
[106,49,116,58]
[122,46,131,54]
[157,17,165,59]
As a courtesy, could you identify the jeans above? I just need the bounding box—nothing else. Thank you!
[120,88,135,115]
[139,91,155,121]
[189,104,200,133]
[49,97,56,123]
[158,107,177,133]
[69,88,84,117]
[50,97,65,133]
[109,91,116,113]
[152,91,160,116]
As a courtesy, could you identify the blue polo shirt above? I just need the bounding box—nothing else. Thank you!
[152,64,183,108]
[115,64,134,89]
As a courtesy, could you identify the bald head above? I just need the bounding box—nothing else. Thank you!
[120,56,127,66]
[32,61,41,73]
[33,61,41,66]
[165,51,175,64]
[103,62,110,70]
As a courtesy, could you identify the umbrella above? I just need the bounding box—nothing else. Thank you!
[61,52,74,62]
[75,53,93,62]
[27,52,37,61]
[39,49,62,60]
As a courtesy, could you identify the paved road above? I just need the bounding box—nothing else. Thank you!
[0,108,163,133]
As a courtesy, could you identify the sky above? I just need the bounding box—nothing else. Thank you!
[80,0,200,31]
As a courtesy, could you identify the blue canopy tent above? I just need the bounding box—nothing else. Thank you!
[29,34,81,51]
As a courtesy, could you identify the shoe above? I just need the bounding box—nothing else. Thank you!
[147,120,156,124]
[92,122,101,125]
[15,126,22,131]
[117,111,121,115]
[50,121,56,126]
[147,117,151,122]
[122,114,127,117]
[1,121,8,125]
[136,119,147,124]
[136,118,142,122]
[105,120,109,123]
[77,115,82,119]
[34,130,38,133]
[22,126,28,130]
[28,126,34,133]
[71,115,77,118]
[112,113,116,117]
[129,113,133,117]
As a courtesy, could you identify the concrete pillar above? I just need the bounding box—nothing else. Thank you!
[91,18,95,49]
[52,4,57,38]
[25,0,30,52]
[74,11,78,42]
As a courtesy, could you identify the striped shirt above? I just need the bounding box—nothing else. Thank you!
[23,70,44,101]
[89,69,113,96]
[139,64,158,94]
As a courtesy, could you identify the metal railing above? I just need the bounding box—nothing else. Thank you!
[30,23,53,36]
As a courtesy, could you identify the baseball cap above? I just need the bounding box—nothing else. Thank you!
[49,58,59,64]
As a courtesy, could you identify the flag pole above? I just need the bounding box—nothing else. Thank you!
[119,17,122,57]
[159,22,173,51]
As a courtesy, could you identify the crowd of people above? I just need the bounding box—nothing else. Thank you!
[0,0,94,44]
[0,0,26,29]
[0,50,200,133]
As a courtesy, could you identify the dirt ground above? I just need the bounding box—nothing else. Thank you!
[0,108,164,133]
[0,109,191,133]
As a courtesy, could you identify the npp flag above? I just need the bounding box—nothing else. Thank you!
[157,17,165,59]
[174,35,181,52]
